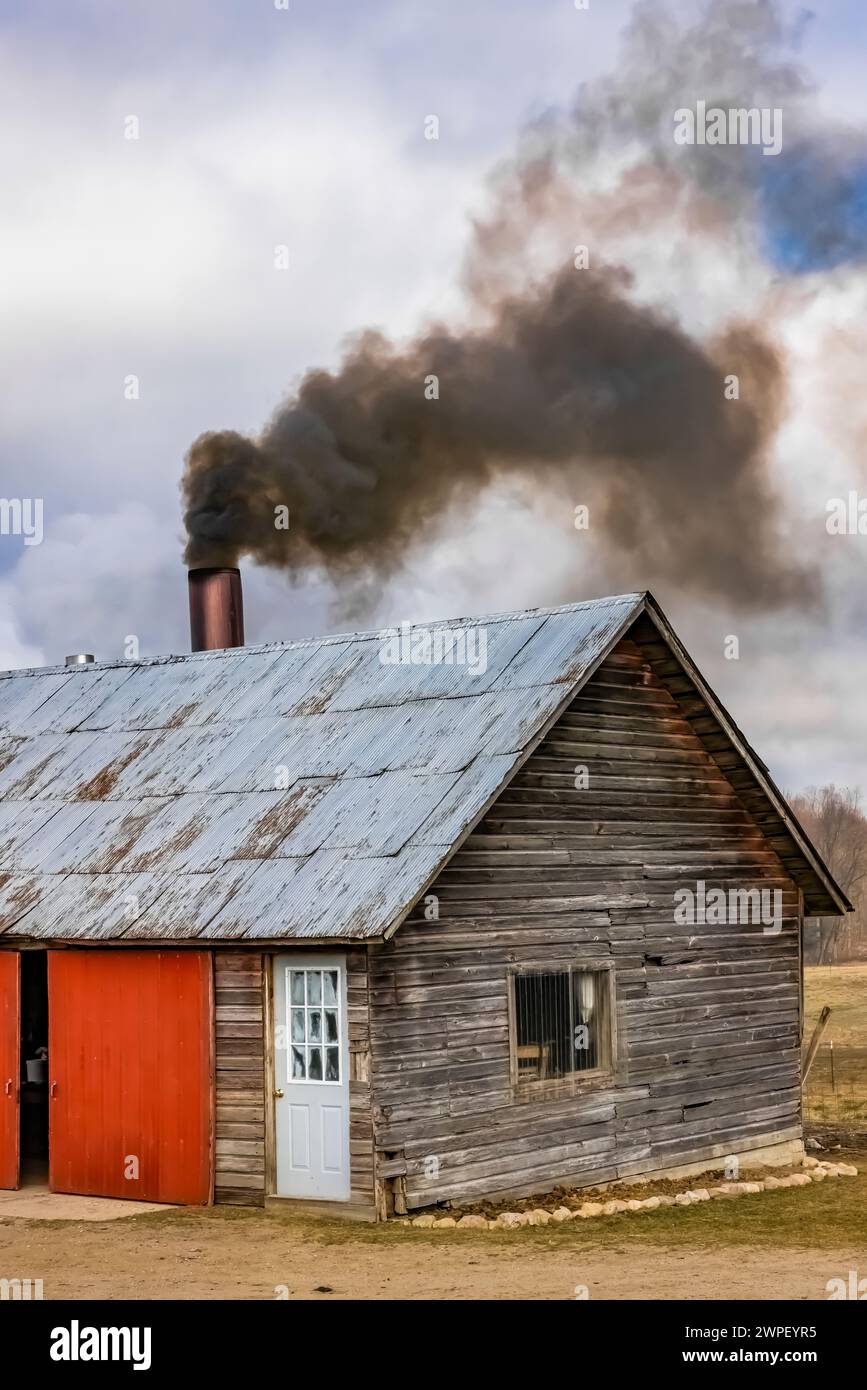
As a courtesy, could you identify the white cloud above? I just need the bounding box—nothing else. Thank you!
[1,0,865,800]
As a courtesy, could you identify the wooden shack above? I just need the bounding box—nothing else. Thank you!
[0,590,849,1216]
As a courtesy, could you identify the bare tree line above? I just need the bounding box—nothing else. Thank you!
[789,786,867,964]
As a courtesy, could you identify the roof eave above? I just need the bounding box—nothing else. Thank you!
[641,594,852,918]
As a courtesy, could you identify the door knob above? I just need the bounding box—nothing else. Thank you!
[50,1081,57,1099]
[4,1079,11,1097]
[274,1089,284,1099]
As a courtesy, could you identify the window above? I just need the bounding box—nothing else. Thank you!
[287,968,341,1083]
[510,964,614,1087]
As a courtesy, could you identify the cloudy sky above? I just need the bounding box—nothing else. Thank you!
[1,0,866,796]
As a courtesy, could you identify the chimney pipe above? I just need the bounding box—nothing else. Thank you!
[188,567,245,652]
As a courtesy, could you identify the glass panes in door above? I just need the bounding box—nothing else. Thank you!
[288,968,341,1083]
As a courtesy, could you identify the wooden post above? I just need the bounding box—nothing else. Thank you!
[802,1005,832,1084]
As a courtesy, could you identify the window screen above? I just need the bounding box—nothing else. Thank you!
[512,967,611,1083]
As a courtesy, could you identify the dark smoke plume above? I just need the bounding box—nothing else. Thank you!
[183,264,805,608]
[182,0,856,611]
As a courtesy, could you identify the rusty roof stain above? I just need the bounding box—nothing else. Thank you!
[0,593,660,941]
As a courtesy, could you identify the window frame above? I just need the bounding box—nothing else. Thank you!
[284,965,344,1086]
[506,958,618,1099]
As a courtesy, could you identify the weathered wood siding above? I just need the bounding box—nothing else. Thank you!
[213,947,377,1211]
[214,951,266,1205]
[347,946,377,1209]
[368,629,803,1210]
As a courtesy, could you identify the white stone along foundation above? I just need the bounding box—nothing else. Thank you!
[402,1158,859,1230]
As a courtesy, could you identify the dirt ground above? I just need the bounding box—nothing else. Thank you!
[0,1212,861,1302]
[2,1152,866,1301]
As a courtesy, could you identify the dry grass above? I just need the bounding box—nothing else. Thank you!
[804,964,867,1130]
[6,1149,865,1260]
[296,1149,867,1250]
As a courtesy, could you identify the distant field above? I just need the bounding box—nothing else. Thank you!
[804,964,867,1130]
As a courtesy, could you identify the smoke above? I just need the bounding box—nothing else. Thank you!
[182,0,865,612]
[465,1,867,298]
[185,263,805,607]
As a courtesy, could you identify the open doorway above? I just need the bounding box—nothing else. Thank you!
[19,950,48,1185]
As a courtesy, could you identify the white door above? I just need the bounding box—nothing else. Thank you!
[273,953,350,1201]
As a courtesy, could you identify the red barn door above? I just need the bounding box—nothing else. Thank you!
[48,951,213,1204]
[0,952,20,1190]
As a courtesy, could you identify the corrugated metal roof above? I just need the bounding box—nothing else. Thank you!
[0,592,645,942]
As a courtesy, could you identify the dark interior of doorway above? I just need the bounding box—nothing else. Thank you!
[20,950,48,1182]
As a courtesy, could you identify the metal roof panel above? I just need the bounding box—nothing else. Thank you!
[0,594,652,940]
